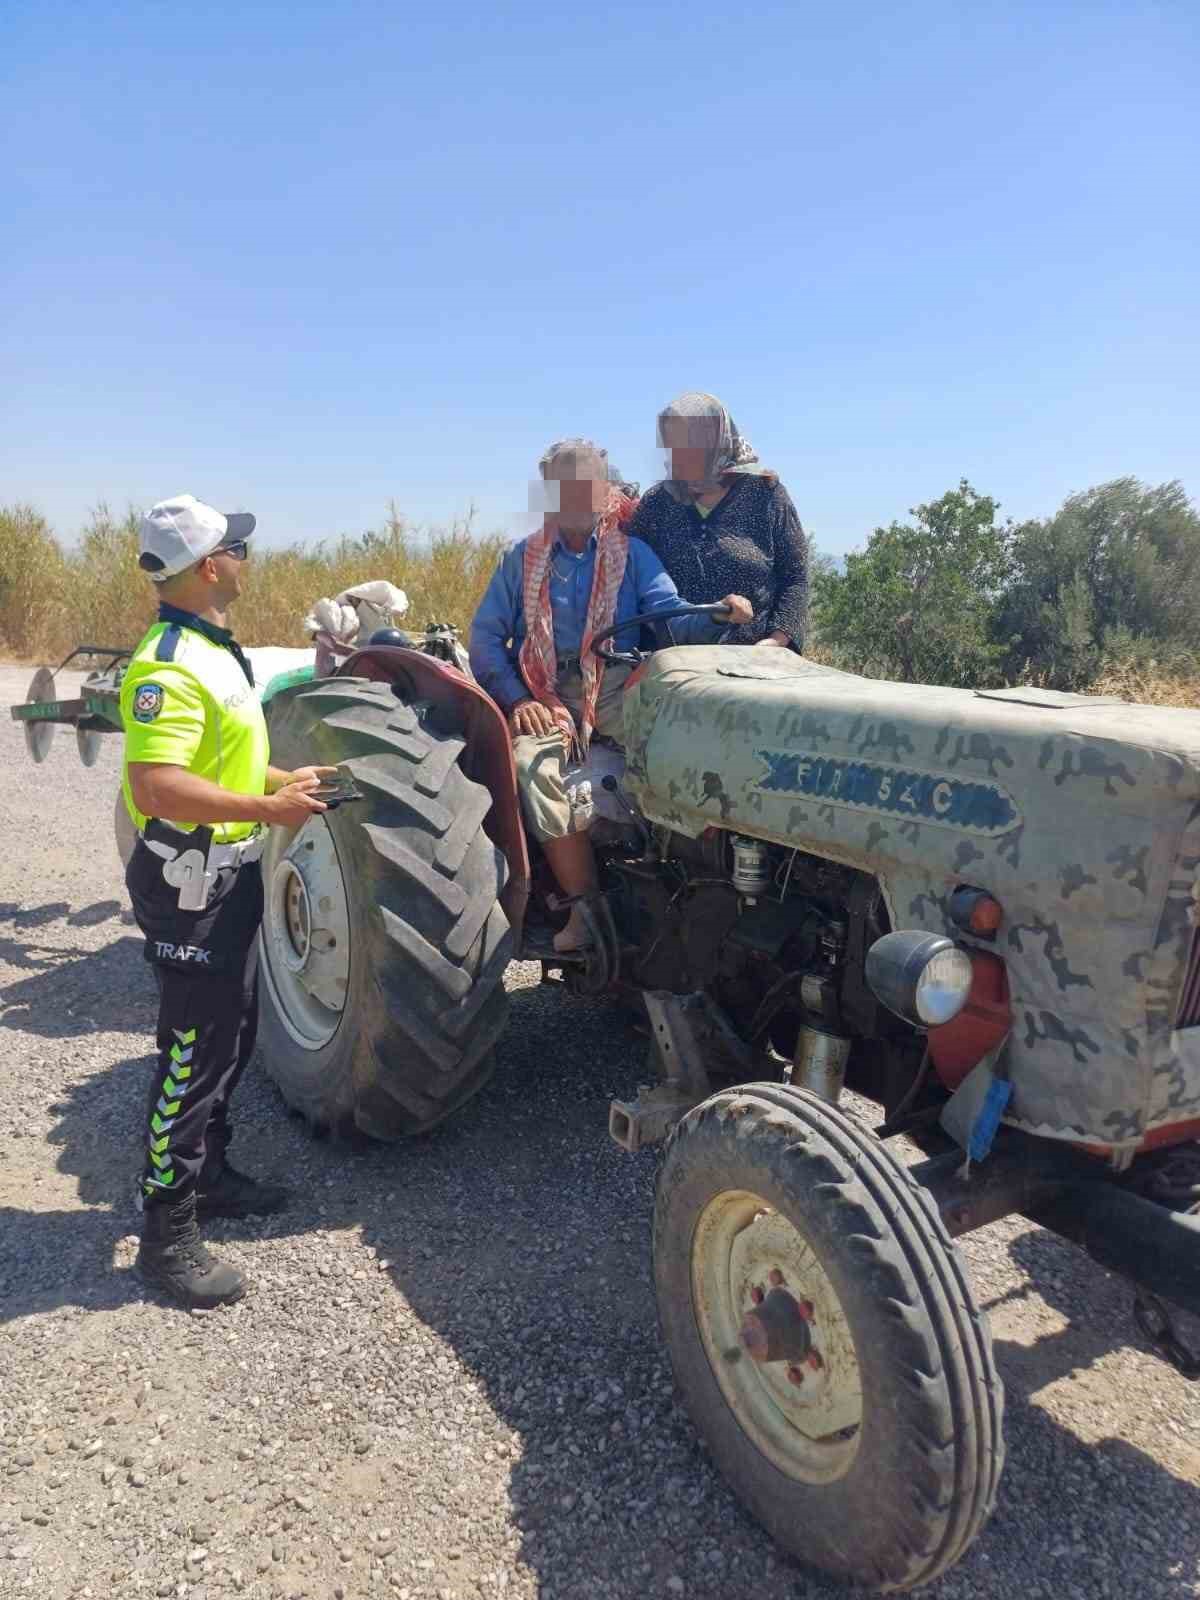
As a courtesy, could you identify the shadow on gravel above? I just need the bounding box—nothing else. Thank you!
[347,985,1200,1600]
[2,899,156,1324]
[14,961,745,1590]
[11,915,1199,1595]
[972,1226,1200,1596]
[1001,1224,1200,1387]
[345,976,802,1598]
[0,1204,144,1320]
[0,897,126,932]
[0,899,137,1003]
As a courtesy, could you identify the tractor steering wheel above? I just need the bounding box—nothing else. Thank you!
[590,603,733,667]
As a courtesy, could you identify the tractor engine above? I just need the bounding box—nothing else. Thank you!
[601,827,912,1095]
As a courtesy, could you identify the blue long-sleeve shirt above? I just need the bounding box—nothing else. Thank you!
[469,531,725,712]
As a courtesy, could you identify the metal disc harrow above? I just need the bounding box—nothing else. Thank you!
[11,646,130,765]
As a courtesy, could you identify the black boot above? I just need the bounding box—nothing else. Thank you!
[135,1191,247,1309]
[197,1157,290,1220]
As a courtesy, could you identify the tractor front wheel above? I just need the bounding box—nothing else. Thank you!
[654,1084,1004,1592]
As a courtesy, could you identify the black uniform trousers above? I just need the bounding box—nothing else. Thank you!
[126,840,264,1206]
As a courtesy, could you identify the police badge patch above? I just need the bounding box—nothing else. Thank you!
[133,682,165,723]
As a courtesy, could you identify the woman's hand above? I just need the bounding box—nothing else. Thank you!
[509,699,561,739]
[754,630,792,648]
[717,594,754,626]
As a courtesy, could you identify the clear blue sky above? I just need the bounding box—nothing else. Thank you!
[2,0,1197,559]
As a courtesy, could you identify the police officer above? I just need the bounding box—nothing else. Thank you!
[122,494,333,1309]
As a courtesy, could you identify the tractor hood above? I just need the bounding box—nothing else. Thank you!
[622,647,1200,1158]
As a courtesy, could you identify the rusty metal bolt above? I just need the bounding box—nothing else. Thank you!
[786,1366,805,1386]
[768,1268,785,1287]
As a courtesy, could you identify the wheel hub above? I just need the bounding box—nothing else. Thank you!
[738,1282,815,1365]
[692,1191,862,1484]
[281,862,313,966]
[735,1264,834,1404]
[261,819,352,1050]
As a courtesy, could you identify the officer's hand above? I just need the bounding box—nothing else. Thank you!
[282,764,338,788]
[717,593,754,626]
[266,777,328,828]
[509,700,561,740]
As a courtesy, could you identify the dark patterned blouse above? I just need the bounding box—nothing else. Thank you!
[626,476,808,647]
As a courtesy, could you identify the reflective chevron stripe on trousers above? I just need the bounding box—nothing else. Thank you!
[126,840,265,1205]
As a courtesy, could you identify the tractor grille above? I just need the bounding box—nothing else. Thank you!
[1180,927,1200,1030]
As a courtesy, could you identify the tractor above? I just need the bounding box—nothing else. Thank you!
[13,605,1200,1592]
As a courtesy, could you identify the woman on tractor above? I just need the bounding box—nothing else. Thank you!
[469,437,752,953]
[628,391,809,650]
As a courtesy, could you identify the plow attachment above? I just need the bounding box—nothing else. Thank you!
[10,646,130,764]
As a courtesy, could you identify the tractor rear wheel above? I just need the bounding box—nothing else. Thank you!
[258,675,512,1138]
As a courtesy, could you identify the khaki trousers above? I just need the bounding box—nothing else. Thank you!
[513,665,628,842]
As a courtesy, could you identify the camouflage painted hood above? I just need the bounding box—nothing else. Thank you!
[622,647,1200,1159]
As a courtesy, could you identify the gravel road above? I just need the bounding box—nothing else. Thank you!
[2,661,1199,1600]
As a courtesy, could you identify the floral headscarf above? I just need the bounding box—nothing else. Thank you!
[656,390,776,504]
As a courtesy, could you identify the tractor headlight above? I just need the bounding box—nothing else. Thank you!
[865,931,974,1028]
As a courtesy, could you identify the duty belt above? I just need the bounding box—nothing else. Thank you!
[140,819,265,910]
[141,820,266,870]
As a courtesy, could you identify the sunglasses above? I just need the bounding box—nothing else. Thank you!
[215,539,249,562]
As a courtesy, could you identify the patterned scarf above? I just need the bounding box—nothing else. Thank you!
[518,489,634,755]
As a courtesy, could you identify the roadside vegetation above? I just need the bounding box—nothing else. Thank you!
[810,476,1199,705]
[2,477,1196,706]
[0,503,506,660]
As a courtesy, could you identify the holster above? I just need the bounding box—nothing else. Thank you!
[143,819,216,911]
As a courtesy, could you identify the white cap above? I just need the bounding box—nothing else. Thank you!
[138,494,256,582]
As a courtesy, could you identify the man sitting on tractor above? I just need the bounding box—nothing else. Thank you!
[469,437,752,952]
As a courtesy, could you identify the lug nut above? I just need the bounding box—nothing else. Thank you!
[786,1366,805,1386]
[768,1268,785,1287]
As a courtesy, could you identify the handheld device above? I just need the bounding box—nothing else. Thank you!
[312,771,364,809]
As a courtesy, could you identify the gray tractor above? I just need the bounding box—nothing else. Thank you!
[15,610,1200,1591]
[255,609,1200,1591]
